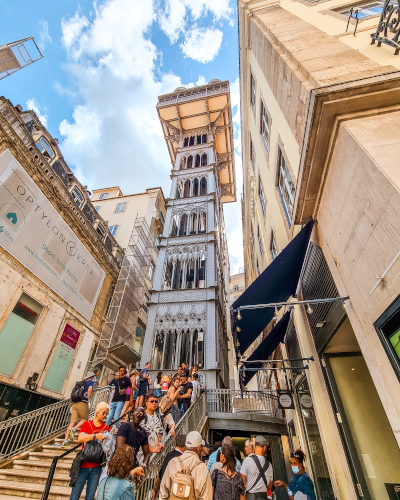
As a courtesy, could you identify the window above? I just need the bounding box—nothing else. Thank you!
[35,137,54,160]
[201,153,207,166]
[198,212,206,233]
[109,225,118,236]
[148,261,155,281]
[337,0,388,18]
[96,223,106,238]
[260,101,270,154]
[259,178,266,215]
[258,227,263,257]
[202,134,207,144]
[95,206,100,212]
[187,156,193,169]
[170,215,180,237]
[179,214,188,236]
[183,180,191,198]
[195,154,200,168]
[197,135,202,145]
[200,177,207,196]
[189,136,195,146]
[71,186,84,209]
[176,179,184,199]
[99,193,109,200]
[233,284,239,292]
[250,72,256,112]
[250,140,256,171]
[278,150,295,225]
[270,230,278,260]
[184,137,189,147]
[115,202,127,213]
[193,178,199,197]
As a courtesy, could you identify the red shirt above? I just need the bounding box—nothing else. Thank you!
[80,420,110,468]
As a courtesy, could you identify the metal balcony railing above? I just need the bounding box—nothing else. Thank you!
[135,392,207,500]
[206,389,279,416]
[0,386,111,464]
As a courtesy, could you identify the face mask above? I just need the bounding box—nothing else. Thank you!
[292,466,300,474]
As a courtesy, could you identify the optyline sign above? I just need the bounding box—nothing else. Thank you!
[0,150,105,320]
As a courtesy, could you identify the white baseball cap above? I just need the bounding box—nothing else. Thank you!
[186,431,202,448]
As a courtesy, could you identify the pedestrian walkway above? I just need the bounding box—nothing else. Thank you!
[0,433,83,499]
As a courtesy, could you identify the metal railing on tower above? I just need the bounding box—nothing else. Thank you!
[91,214,159,370]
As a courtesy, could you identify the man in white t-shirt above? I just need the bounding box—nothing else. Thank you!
[241,435,273,500]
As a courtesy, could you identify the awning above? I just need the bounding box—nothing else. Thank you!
[107,343,140,365]
[232,220,313,353]
[241,312,290,386]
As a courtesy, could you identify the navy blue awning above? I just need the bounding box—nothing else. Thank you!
[241,311,290,386]
[232,220,313,354]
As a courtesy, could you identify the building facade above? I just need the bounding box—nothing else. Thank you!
[0,97,122,412]
[141,80,236,389]
[238,1,400,499]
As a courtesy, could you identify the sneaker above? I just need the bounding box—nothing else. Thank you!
[69,427,76,442]
[61,440,69,447]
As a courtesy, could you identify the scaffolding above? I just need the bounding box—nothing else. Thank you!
[0,37,43,80]
[91,214,159,370]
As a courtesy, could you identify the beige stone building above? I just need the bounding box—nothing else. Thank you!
[229,269,245,306]
[0,97,122,411]
[238,1,400,499]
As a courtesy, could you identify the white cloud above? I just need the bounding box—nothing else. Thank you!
[158,0,233,43]
[196,76,207,86]
[38,20,52,50]
[26,98,48,127]
[180,28,223,63]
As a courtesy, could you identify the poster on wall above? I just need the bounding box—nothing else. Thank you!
[42,324,81,393]
[0,150,105,321]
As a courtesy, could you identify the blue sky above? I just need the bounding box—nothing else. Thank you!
[0,0,244,273]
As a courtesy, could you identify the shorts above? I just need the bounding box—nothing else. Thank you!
[137,384,147,397]
[71,402,89,422]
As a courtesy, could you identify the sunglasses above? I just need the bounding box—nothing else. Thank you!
[148,399,158,404]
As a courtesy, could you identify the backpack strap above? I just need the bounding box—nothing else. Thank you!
[248,455,270,492]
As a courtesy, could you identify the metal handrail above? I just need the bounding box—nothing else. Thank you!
[0,385,111,464]
[206,389,279,416]
[135,392,207,500]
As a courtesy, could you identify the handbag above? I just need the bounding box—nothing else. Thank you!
[81,421,106,463]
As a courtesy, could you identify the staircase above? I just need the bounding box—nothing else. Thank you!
[0,434,81,500]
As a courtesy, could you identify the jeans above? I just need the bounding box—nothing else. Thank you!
[106,401,125,428]
[70,466,102,500]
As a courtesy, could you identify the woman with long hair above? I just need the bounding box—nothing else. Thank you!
[167,375,182,403]
[211,444,245,500]
[154,371,163,399]
[97,445,144,500]
[274,449,316,500]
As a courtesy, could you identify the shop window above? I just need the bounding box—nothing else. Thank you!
[250,139,256,171]
[270,229,278,260]
[250,72,256,112]
[71,186,84,209]
[109,225,118,236]
[36,137,54,160]
[115,202,127,213]
[99,193,109,200]
[260,101,270,153]
[0,293,43,377]
[96,223,106,238]
[278,149,295,226]
[259,177,266,215]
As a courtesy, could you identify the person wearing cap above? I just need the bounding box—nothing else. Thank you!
[159,431,212,500]
[62,372,96,447]
[201,440,210,463]
[240,436,273,500]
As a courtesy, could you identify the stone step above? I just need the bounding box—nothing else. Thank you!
[0,469,72,487]
[28,452,75,462]
[13,460,72,473]
[0,479,84,500]
[54,438,80,445]
[42,445,80,455]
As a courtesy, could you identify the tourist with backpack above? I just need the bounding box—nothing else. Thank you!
[240,436,273,500]
[62,371,96,447]
[159,430,212,500]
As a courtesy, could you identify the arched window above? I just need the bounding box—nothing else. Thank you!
[170,215,180,237]
[189,213,198,234]
[71,186,84,209]
[201,153,207,166]
[197,135,202,145]
[173,259,183,289]
[202,134,207,144]
[179,214,188,236]
[163,260,174,290]
[96,223,106,239]
[184,137,189,147]
[200,177,207,196]
[180,156,186,170]
[195,154,200,168]
[199,212,206,233]
[189,136,195,146]
[187,156,193,169]
[175,180,183,199]
[183,179,190,198]
[186,258,195,289]
[192,178,199,197]
[198,255,206,288]
[36,136,54,161]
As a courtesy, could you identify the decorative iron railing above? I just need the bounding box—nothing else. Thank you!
[0,386,111,464]
[157,84,229,108]
[206,389,279,416]
[135,392,207,500]
[371,0,400,54]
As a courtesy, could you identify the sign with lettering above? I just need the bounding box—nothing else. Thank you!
[278,391,295,410]
[0,150,105,320]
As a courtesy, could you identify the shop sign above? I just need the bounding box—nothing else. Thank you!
[0,150,105,321]
[278,391,295,409]
[300,393,313,408]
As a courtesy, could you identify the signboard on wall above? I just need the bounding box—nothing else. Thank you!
[0,150,105,320]
[42,324,81,393]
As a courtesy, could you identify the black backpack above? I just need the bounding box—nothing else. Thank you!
[71,380,86,403]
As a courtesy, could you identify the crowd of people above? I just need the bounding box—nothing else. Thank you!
[62,366,316,500]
